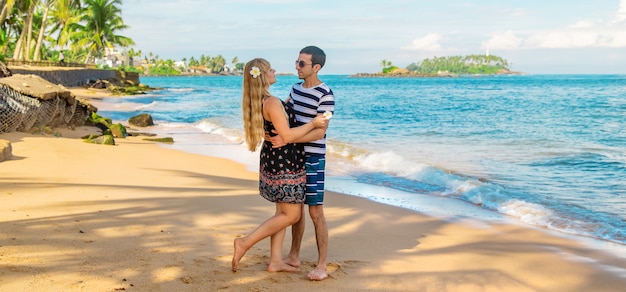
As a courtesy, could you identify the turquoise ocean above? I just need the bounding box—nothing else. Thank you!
[92,74,625,255]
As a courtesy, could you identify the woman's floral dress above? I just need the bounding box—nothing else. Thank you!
[259,100,306,203]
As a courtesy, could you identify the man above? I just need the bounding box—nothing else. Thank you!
[268,45,334,280]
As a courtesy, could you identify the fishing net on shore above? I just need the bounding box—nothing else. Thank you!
[0,84,89,133]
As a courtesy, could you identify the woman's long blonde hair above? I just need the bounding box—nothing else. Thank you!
[242,58,272,151]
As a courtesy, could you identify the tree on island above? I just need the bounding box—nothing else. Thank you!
[379,59,399,74]
[406,54,511,75]
[210,54,226,73]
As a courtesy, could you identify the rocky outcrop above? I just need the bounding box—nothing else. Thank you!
[143,137,174,143]
[0,74,96,133]
[0,139,11,162]
[116,70,140,86]
[128,113,154,127]
[109,123,127,138]
[83,134,115,145]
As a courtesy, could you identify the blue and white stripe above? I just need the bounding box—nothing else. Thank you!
[289,82,335,155]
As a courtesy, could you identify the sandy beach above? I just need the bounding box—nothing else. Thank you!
[1,91,626,291]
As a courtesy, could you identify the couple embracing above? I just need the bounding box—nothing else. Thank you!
[233,46,335,281]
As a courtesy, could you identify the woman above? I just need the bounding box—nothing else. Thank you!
[233,58,327,272]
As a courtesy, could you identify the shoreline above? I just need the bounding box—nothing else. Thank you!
[2,129,625,291]
[1,89,625,290]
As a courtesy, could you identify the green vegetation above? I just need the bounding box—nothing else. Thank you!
[83,112,119,145]
[109,122,127,138]
[146,63,181,76]
[117,64,143,74]
[380,54,512,76]
[409,54,510,75]
[72,0,134,63]
[0,0,243,76]
[110,84,150,95]
[87,112,112,128]
[380,59,399,74]
[143,137,174,143]
[83,134,115,145]
[1,0,133,64]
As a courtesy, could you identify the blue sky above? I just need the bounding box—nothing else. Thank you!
[121,0,626,74]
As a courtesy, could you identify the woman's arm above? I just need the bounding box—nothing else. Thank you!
[263,96,327,143]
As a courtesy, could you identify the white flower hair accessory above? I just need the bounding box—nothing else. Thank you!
[249,66,261,78]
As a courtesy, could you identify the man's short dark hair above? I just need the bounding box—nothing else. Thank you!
[300,46,326,68]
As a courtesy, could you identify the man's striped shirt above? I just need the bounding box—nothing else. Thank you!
[289,82,335,155]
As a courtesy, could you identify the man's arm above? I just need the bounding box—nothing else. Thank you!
[265,119,328,148]
[290,127,326,143]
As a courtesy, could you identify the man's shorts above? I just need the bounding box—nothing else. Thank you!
[304,155,325,205]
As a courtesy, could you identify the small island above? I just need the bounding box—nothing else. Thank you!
[353,53,524,77]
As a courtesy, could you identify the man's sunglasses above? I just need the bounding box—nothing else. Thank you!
[295,60,314,68]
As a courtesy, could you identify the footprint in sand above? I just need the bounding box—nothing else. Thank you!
[327,262,341,273]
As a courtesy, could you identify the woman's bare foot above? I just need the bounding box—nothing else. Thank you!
[232,238,246,272]
[307,266,328,281]
[267,261,300,272]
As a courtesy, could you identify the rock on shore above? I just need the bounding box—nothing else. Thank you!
[0,74,96,133]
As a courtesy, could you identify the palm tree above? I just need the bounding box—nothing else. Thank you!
[0,0,17,25]
[33,0,53,61]
[126,47,141,66]
[48,0,82,52]
[1,0,20,55]
[70,0,134,63]
[211,54,225,73]
[179,57,187,71]
[379,59,391,68]
[199,54,209,67]
[12,0,39,60]
[187,56,198,67]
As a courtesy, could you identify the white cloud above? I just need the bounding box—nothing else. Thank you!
[479,0,626,51]
[569,20,596,29]
[482,4,626,52]
[506,8,528,18]
[524,31,599,48]
[119,0,626,74]
[602,31,626,47]
[401,33,443,51]
[522,29,626,49]
[614,0,626,24]
[481,30,523,50]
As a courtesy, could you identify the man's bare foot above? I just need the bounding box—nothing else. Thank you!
[232,238,245,272]
[283,255,301,268]
[307,266,328,281]
[267,261,300,272]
